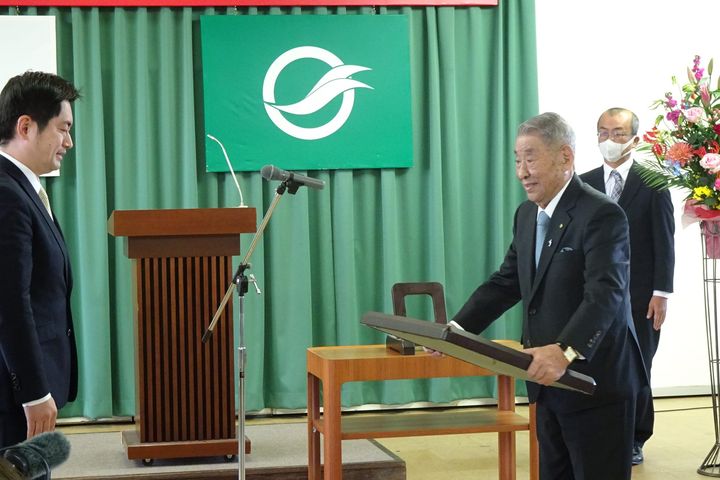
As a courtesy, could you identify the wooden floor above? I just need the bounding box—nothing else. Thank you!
[59,396,716,479]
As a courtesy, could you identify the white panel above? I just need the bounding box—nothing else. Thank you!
[0,16,58,176]
[0,16,56,90]
[535,0,720,393]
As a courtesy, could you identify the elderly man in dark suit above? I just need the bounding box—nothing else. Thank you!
[580,107,675,465]
[0,72,80,448]
[453,112,646,479]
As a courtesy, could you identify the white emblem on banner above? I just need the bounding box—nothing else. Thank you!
[263,46,372,140]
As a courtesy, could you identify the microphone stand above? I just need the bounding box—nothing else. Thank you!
[203,178,301,480]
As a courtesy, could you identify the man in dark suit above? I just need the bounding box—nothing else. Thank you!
[453,112,645,479]
[580,107,675,465]
[0,72,80,448]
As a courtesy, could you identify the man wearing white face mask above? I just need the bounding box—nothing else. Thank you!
[581,107,675,467]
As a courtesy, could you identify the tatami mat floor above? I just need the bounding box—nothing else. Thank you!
[59,396,715,479]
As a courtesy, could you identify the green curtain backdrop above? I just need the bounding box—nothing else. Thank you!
[1,2,537,419]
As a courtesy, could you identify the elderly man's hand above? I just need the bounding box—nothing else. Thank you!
[524,344,569,385]
[422,346,444,357]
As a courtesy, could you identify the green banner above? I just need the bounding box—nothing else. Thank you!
[201,15,412,172]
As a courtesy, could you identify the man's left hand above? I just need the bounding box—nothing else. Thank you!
[23,397,57,440]
[524,344,568,385]
[646,295,668,331]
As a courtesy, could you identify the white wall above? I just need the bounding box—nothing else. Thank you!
[0,16,56,90]
[0,16,58,176]
[535,0,717,395]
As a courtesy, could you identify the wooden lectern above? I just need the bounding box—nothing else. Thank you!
[108,208,256,462]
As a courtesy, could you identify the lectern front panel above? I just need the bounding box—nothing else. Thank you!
[134,255,235,443]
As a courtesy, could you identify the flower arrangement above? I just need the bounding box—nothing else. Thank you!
[636,55,720,256]
[637,55,720,218]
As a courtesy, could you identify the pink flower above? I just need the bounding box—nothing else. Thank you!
[665,92,677,108]
[693,56,705,80]
[715,177,720,190]
[667,110,681,124]
[685,107,705,123]
[701,84,712,105]
[701,153,720,173]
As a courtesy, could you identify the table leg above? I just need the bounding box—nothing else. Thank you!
[497,375,516,480]
[529,402,539,480]
[322,378,343,480]
[307,373,321,480]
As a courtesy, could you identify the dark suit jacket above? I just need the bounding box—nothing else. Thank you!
[580,164,675,313]
[453,175,644,411]
[0,154,78,414]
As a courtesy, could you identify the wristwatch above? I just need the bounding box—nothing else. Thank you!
[557,343,579,364]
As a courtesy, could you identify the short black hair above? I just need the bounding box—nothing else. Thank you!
[0,71,80,144]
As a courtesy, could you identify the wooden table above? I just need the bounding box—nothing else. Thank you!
[307,344,539,480]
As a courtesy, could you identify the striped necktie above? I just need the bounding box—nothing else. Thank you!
[38,186,53,219]
[609,170,623,202]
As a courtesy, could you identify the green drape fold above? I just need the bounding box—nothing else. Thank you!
[2,2,537,418]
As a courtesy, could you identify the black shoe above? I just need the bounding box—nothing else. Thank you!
[632,444,644,466]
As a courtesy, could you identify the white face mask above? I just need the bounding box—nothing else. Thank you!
[598,138,634,163]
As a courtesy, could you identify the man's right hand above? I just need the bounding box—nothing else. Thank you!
[422,320,468,356]
[422,346,444,357]
[24,397,58,439]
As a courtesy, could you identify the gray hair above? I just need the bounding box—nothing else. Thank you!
[517,112,576,152]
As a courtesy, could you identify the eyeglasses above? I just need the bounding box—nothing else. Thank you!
[597,130,633,142]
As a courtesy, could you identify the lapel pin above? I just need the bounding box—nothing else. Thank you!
[559,223,564,229]
[547,239,553,247]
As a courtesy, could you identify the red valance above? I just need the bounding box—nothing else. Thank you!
[2,0,497,6]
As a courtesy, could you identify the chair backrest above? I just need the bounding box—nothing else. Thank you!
[391,281,447,324]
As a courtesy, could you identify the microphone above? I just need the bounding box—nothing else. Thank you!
[0,431,70,479]
[260,165,325,190]
[207,134,247,207]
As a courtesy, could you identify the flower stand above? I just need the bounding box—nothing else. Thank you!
[699,220,720,476]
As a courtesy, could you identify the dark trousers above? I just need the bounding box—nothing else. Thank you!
[536,390,635,480]
[633,307,661,445]
[0,405,27,448]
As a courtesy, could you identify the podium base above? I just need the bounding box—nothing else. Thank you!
[122,430,251,463]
